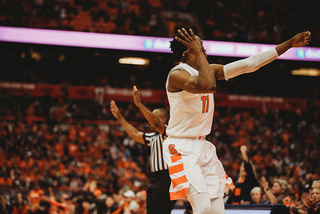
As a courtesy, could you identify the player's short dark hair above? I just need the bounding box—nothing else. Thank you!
[169,27,192,59]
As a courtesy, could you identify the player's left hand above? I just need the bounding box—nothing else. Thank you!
[292,31,311,47]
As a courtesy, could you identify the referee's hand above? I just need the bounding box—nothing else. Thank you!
[110,100,121,119]
[133,85,143,107]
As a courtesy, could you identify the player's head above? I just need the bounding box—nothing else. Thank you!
[170,28,189,59]
[170,27,206,62]
[152,108,169,125]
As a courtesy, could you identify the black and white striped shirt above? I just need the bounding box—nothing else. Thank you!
[143,129,168,173]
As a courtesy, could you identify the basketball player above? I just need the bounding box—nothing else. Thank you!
[163,27,311,214]
[110,86,176,214]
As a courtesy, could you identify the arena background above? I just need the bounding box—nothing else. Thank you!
[0,0,320,214]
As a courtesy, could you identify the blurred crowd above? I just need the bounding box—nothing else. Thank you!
[0,92,320,213]
[1,0,320,213]
[0,0,320,46]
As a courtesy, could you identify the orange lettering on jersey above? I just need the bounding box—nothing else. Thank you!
[168,144,177,155]
[201,96,209,113]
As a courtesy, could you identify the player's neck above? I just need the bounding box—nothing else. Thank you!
[184,60,199,71]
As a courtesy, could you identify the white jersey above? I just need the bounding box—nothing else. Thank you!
[165,63,214,138]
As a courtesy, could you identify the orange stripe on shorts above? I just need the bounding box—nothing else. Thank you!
[169,163,184,175]
[170,188,189,200]
[171,153,182,163]
[172,175,188,188]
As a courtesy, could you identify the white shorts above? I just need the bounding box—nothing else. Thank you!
[163,137,234,200]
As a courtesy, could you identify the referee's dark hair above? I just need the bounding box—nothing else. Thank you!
[157,108,170,124]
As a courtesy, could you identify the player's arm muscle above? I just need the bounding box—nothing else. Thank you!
[168,69,216,93]
[210,64,225,80]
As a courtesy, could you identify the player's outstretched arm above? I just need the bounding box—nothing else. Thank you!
[215,31,311,80]
[133,86,165,135]
[110,100,144,144]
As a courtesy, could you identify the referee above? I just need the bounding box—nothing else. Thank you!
[110,86,176,214]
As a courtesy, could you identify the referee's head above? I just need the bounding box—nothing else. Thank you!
[152,108,169,125]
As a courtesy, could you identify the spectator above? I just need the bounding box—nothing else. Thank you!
[135,190,147,214]
[0,194,12,214]
[112,190,139,214]
[104,196,118,214]
[250,187,263,205]
[60,193,75,214]
[12,193,29,214]
[261,177,293,206]
[90,189,107,214]
[291,189,320,214]
[313,180,320,189]
[122,190,139,214]
[27,181,47,213]
[230,145,259,204]
[312,187,320,207]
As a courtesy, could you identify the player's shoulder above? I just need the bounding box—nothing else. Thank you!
[210,63,224,70]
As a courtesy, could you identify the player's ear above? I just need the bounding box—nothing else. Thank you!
[182,49,189,57]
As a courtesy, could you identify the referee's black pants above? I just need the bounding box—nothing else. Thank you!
[147,170,176,214]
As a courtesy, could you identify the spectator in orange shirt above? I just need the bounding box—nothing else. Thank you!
[12,193,29,214]
[28,181,46,213]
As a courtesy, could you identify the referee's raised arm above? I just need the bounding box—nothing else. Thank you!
[133,85,166,135]
[110,100,144,144]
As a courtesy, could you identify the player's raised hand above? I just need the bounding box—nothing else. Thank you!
[291,31,311,47]
[133,85,143,107]
[175,28,203,55]
[110,100,121,119]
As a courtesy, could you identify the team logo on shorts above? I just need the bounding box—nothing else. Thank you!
[168,144,178,155]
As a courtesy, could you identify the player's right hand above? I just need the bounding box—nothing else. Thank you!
[175,28,203,55]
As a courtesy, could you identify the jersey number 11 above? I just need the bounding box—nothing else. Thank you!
[201,95,209,113]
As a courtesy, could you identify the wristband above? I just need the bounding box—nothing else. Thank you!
[264,188,270,192]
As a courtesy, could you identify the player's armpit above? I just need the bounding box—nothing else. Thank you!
[210,64,225,80]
